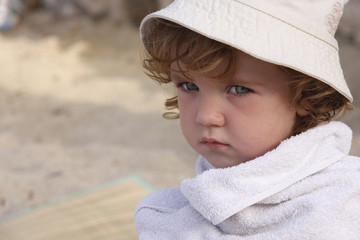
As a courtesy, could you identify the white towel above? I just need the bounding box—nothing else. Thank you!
[135,121,360,239]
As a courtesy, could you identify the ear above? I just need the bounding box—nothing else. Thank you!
[295,101,309,117]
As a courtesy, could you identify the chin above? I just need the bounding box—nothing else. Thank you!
[207,157,245,168]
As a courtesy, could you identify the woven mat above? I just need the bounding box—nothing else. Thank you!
[0,176,153,240]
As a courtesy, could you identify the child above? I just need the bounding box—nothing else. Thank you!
[135,0,360,239]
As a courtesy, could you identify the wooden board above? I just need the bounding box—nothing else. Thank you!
[0,176,153,240]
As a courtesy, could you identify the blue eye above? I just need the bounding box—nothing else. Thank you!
[229,86,251,95]
[182,82,199,91]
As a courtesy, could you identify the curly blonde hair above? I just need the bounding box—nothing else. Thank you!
[142,19,353,135]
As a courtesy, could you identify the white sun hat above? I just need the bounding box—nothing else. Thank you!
[140,0,353,102]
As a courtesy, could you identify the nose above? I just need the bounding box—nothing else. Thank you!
[195,96,225,127]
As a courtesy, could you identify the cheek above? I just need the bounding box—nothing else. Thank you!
[178,93,196,135]
[179,108,199,151]
[177,91,197,117]
[258,104,297,141]
[177,93,189,120]
[231,98,296,138]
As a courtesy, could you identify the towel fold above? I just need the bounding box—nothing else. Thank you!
[135,121,360,239]
[181,121,352,224]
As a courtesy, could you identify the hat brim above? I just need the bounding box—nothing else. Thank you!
[140,0,353,102]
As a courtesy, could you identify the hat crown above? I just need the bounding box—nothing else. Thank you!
[235,0,348,49]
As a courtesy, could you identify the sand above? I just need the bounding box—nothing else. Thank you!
[0,10,359,219]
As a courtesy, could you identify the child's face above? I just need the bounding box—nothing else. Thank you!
[171,51,302,168]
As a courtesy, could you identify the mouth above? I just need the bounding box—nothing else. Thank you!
[200,137,230,149]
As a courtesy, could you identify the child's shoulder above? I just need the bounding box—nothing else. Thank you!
[327,154,360,173]
[135,187,189,215]
[314,154,360,192]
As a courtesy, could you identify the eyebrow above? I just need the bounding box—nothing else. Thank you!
[170,72,263,87]
[170,73,193,83]
[226,77,248,85]
[223,75,264,87]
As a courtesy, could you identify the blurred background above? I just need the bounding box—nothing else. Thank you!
[0,0,359,221]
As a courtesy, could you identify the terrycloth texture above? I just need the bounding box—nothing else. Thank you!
[135,122,360,239]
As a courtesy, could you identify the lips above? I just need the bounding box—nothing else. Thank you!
[200,137,230,149]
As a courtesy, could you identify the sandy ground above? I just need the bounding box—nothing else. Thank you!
[0,10,359,219]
